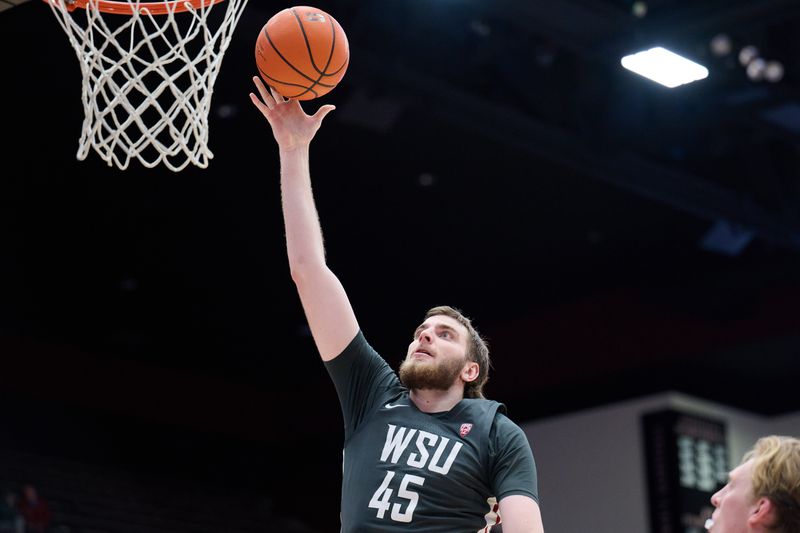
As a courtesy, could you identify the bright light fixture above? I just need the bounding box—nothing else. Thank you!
[621,47,709,88]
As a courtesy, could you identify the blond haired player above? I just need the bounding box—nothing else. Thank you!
[707,435,800,533]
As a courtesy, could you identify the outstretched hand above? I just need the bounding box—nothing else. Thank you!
[249,76,335,151]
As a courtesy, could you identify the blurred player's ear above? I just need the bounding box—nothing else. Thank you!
[747,497,776,529]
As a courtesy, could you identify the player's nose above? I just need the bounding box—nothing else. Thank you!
[418,327,433,343]
[710,488,722,507]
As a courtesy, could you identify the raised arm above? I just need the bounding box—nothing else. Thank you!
[250,77,359,361]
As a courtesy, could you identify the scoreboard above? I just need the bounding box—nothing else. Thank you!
[642,409,728,533]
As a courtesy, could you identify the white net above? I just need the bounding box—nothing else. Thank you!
[46,0,249,171]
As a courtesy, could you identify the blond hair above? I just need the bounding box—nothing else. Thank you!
[743,435,800,532]
[424,306,490,399]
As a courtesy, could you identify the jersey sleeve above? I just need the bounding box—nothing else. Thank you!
[324,330,403,441]
[489,413,539,503]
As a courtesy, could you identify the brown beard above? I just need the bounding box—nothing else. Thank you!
[399,354,465,392]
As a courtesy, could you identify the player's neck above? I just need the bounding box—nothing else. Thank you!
[409,387,464,414]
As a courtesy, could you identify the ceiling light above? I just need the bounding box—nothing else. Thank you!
[764,61,784,83]
[418,173,436,187]
[710,34,732,57]
[621,47,709,88]
[746,58,767,81]
[738,45,759,66]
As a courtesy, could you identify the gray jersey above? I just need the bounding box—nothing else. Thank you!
[325,331,538,532]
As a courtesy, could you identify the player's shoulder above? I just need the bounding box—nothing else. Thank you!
[488,405,528,441]
[488,409,533,460]
[493,410,522,432]
[327,329,382,366]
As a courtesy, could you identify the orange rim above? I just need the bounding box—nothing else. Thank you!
[48,0,225,15]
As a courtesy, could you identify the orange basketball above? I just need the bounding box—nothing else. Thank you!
[255,6,349,101]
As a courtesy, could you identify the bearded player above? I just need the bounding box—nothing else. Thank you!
[250,77,545,533]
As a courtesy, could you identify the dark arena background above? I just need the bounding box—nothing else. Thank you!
[1,0,799,532]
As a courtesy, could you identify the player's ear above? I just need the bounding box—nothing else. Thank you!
[747,497,776,529]
[461,361,480,383]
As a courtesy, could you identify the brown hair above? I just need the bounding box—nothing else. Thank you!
[424,306,491,399]
[743,435,800,532]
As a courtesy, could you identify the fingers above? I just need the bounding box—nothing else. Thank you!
[313,104,336,122]
[270,86,288,104]
[249,92,270,116]
[252,76,277,109]
[251,75,335,130]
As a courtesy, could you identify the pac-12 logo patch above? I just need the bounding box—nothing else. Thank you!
[459,423,473,437]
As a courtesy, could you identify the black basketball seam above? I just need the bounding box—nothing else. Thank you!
[291,8,342,97]
[324,54,348,76]
[291,7,335,77]
[263,26,318,85]
[284,8,321,99]
[256,67,320,99]
[286,86,320,99]
[257,65,331,91]
[257,58,337,88]
[314,22,348,77]
[326,20,349,74]
[320,15,337,76]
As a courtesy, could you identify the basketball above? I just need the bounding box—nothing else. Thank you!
[255,6,349,101]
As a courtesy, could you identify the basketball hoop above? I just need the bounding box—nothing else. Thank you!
[44,0,249,171]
